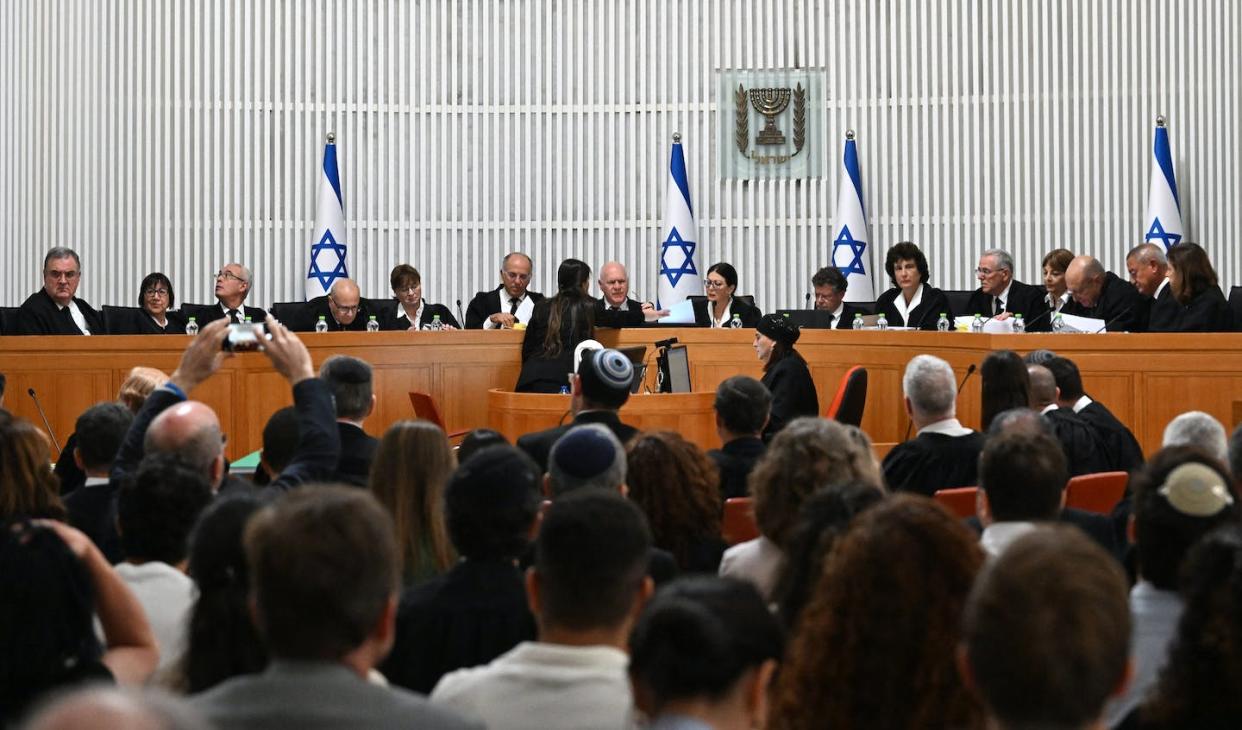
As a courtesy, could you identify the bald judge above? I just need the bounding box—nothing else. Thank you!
[296,278,378,331]
[1061,255,1149,332]
[594,261,667,328]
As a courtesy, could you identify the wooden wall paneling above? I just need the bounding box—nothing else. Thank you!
[233,371,293,460]
[372,364,435,437]
[3,369,114,459]
[1142,374,1242,455]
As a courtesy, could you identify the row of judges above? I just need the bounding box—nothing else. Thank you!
[6,241,1236,335]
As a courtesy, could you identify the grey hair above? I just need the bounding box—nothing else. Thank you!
[144,420,223,477]
[1126,242,1168,267]
[234,263,253,285]
[1163,411,1228,464]
[43,247,81,271]
[902,354,957,419]
[981,249,1014,273]
[988,408,1055,438]
[547,423,626,496]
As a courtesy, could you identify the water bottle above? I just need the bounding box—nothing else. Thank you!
[853,313,864,329]
[729,314,743,329]
[184,316,198,336]
[876,313,888,330]
[936,313,950,332]
[430,314,443,331]
[1011,314,1025,334]
[314,315,329,333]
[970,314,984,333]
[366,315,380,333]
[558,384,571,395]
[1052,313,1065,333]
[244,316,252,323]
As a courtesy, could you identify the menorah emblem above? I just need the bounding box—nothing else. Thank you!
[749,87,792,146]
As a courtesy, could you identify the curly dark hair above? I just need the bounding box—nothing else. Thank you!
[626,432,723,571]
[768,495,986,730]
[885,241,931,288]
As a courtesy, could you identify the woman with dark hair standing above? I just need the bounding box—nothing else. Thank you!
[135,272,187,334]
[1163,242,1233,332]
[694,262,762,328]
[873,242,953,329]
[753,314,818,440]
[980,349,1030,431]
[515,258,596,393]
[1042,248,1075,314]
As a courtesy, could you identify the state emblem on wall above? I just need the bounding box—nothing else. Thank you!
[718,69,825,180]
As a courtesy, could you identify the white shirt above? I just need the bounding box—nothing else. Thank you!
[708,298,734,328]
[1040,403,1059,415]
[82,476,110,488]
[918,417,973,438]
[61,300,91,335]
[111,562,196,671]
[395,301,425,328]
[994,282,1014,315]
[431,641,635,730]
[1102,581,1184,727]
[980,521,1038,558]
[828,301,847,329]
[485,293,535,329]
[718,535,783,601]
[1046,291,1070,313]
[893,285,924,325]
[1071,395,1093,413]
[1154,277,1170,300]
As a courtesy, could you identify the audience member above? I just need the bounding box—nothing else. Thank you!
[382,263,460,330]
[1164,241,1233,332]
[253,406,298,486]
[368,420,457,585]
[754,313,818,441]
[629,577,784,730]
[465,252,544,329]
[706,376,771,500]
[1103,448,1239,726]
[1231,423,1242,487]
[190,487,479,729]
[769,495,986,729]
[319,354,379,487]
[1028,363,1115,476]
[961,526,1131,730]
[810,266,863,327]
[1062,254,1150,331]
[113,455,213,673]
[884,354,985,496]
[455,428,508,464]
[188,263,267,325]
[21,686,211,730]
[431,491,654,730]
[1162,410,1228,464]
[770,482,885,631]
[1024,347,1058,365]
[382,445,540,694]
[515,258,596,393]
[1126,242,1177,331]
[980,349,1029,431]
[0,411,65,522]
[0,520,157,721]
[965,248,1051,330]
[62,402,133,562]
[625,431,726,573]
[546,424,627,496]
[719,417,883,600]
[516,348,639,471]
[16,247,103,335]
[1045,355,1145,472]
[0,372,6,407]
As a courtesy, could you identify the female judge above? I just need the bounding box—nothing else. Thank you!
[514,258,595,393]
[1041,248,1074,314]
[136,272,187,334]
[754,313,818,440]
[873,242,952,330]
[1165,242,1233,332]
[694,262,762,328]
[383,264,460,330]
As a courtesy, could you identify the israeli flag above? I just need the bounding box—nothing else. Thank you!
[1144,117,1183,251]
[658,133,702,308]
[305,133,349,299]
[830,131,874,302]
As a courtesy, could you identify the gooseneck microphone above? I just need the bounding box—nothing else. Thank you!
[1023,307,1055,331]
[902,363,978,442]
[1095,302,1136,333]
[27,387,62,455]
[455,299,465,327]
[804,292,811,307]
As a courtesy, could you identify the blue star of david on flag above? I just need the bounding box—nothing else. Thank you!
[1145,217,1182,251]
[832,225,867,276]
[660,228,698,287]
[307,229,348,290]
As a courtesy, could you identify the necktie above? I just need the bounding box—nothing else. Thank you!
[228,308,240,324]
[993,298,1003,317]
[508,297,520,315]
[826,313,835,328]
[610,305,620,312]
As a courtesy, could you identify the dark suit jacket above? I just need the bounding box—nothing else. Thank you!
[593,297,646,328]
[133,310,189,335]
[708,437,766,501]
[874,285,953,330]
[1147,284,1180,332]
[693,297,762,327]
[333,422,379,488]
[965,279,1052,331]
[760,352,819,441]
[378,302,460,330]
[1078,401,1144,473]
[1061,272,1150,332]
[16,289,104,335]
[516,410,641,472]
[1171,285,1234,332]
[824,302,868,329]
[64,480,123,563]
[286,296,378,332]
[186,302,269,325]
[464,287,545,329]
[966,508,1122,563]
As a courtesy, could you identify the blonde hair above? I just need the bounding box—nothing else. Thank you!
[118,367,169,413]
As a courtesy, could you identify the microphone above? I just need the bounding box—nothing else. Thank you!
[1023,306,1054,331]
[804,292,811,308]
[904,363,977,441]
[27,388,62,456]
[455,299,465,327]
[1095,302,1136,333]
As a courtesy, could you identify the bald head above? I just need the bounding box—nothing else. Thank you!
[144,401,226,487]
[598,261,631,307]
[24,687,210,730]
[1065,256,1106,308]
[1026,364,1059,409]
[1126,243,1169,297]
[328,278,361,325]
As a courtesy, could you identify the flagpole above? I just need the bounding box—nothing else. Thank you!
[1155,115,1165,128]
[327,131,335,144]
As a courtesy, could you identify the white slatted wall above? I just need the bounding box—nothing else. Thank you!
[1,0,1238,313]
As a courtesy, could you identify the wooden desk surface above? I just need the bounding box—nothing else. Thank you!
[1,329,1237,461]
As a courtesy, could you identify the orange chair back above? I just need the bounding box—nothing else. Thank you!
[826,366,868,426]
[408,391,447,430]
[1065,471,1129,514]
[934,486,978,520]
[722,497,760,546]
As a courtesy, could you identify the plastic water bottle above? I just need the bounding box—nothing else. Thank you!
[314,315,329,333]
[558,384,571,395]
[430,314,443,331]
[184,316,198,336]
[1011,314,1025,334]
[970,314,984,333]
[853,313,864,329]
[936,313,950,332]
[366,315,380,333]
[1052,313,1065,333]
[876,313,888,330]
[729,314,743,328]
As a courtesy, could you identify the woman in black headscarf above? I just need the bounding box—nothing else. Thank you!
[754,314,819,440]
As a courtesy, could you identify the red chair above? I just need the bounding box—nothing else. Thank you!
[408,391,470,440]
[825,366,868,426]
[722,497,760,546]
[1065,471,1129,514]
[934,486,978,520]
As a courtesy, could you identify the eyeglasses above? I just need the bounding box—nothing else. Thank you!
[215,270,245,282]
[396,285,422,294]
[45,270,80,281]
[329,297,359,314]
[975,267,1005,277]
[502,271,531,282]
[143,288,169,297]
[704,279,729,289]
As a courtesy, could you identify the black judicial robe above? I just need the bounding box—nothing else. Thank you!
[593,297,646,328]
[15,289,103,335]
[1060,272,1150,332]
[378,302,460,331]
[292,295,379,332]
[185,302,268,326]
[1044,407,1115,476]
[964,280,1052,331]
[1147,285,1180,332]
[1171,286,1233,332]
[133,310,189,335]
[464,287,546,329]
[693,297,763,327]
[874,286,954,330]
[1078,401,1144,473]
[882,430,986,497]
[760,352,819,441]
[708,436,767,501]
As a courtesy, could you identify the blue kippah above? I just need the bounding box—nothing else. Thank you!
[550,425,621,479]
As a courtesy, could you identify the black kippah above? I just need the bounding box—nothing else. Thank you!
[756,313,800,347]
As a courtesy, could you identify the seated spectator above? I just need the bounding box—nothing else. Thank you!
[1024,348,1058,365]
[884,354,985,496]
[770,482,885,631]
[980,350,1030,431]
[253,406,298,486]
[1162,411,1228,464]
[189,487,478,729]
[0,411,65,522]
[719,417,883,601]
[368,420,457,586]
[63,402,133,562]
[0,520,158,720]
[21,686,210,730]
[319,354,379,487]
[165,494,267,694]
[768,495,986,729]
[629,577,784,730]
[431,491,654,730]
[456,428,508,464]
[1045,355,1144,473]
[625,431,726,573]
[114,454,214,672]
[381,445,540,694]
[706,375,771,500]
[1028,363,1115,476]
[1102,448,1238,726]
[961,526,1130,730]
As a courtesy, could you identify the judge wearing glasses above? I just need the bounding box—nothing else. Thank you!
[186,263,268,325]
[693,262,762,328]
[16,247,104,335]
[380,264,460,330]
[297,278,377,332]
[135,272,187,334]
[464,252,546,329]
[963,249,1051,331]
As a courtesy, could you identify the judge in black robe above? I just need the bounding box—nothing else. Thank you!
[1164,242,1235,332]
[1146,281,1180,332]
[16,289,103,335]
[378,301,459,330]
[1043,407,1116,476]
[593,296,647,328]
[873,242,954,330]
[1169,285,1233,332]
[755,314,819,441]
[291,294,379,332]
[965,276,1052,331]
[884,430,986,497]
[693,296,763,327]
[1061,265,1150,332]
[464,286,546,329]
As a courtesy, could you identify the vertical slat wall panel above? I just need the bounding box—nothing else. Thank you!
[1,0,1239,313]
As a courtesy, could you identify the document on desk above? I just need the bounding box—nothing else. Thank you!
[1058,313,1106,333]
[657,299,696,325]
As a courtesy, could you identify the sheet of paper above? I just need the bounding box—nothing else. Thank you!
[657,298,696,325]
[1057,312,1106,333]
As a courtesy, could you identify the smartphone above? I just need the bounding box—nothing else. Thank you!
[223,321,267,352]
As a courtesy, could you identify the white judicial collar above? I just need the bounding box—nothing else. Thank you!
[396,301,424,325]
[1072,395,1093,413]
[893,284,924,324]
[1154,278,1170,300]
[709,298,734,328]
[63,299,91,335]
